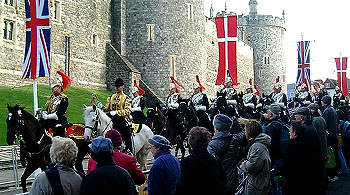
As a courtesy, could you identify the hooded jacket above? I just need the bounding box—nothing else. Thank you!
[240,133,271,195]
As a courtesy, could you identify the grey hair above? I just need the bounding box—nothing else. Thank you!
[50,136,78,166]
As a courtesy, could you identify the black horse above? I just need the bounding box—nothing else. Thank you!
[6,104,89,192]
[175,100,199,158]
[146,104,166,135]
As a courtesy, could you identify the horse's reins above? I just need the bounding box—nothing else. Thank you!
[85,110,113,137]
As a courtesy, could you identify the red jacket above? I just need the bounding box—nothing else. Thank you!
[87,148,146,185]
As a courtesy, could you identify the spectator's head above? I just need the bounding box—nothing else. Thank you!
[244,120,263,140]
[213,114,232,132]
[263,103,281,120]
[188,126,212,151]
[105,129,122,148]
[293,107,311,124]
[89,136,113,163]
[321,95,332,107]
[50,137,78,167]
[307,103,320,117]
[290,120,305,139]
[148,135,171,157]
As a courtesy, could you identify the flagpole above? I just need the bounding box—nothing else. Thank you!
[340,52,343,93]
[33,80,38,116]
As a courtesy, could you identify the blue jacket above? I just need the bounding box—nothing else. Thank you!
[322,105,338,148]
[148,149,180,195]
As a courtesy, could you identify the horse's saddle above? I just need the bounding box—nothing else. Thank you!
[45,124,85,139]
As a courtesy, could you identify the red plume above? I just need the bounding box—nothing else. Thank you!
[249,79,252,86]
[313,85,319,93]
[254,84,261,96]
[276,76,280,83]
[57,70,71,91]
[196,75,205,92]
[170,76,185,90]
[134,80,145,95]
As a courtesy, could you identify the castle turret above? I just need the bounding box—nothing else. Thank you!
[238,0,286,94]
[249,0,258,16]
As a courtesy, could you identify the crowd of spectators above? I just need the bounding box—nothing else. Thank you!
[29,95,346,195]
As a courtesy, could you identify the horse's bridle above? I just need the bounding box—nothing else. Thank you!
[85,109,112,137]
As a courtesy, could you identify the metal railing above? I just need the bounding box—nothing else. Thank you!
[0,145,22,188]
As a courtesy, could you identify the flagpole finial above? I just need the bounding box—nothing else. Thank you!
[225,1,227,13]
[301,32,304,41]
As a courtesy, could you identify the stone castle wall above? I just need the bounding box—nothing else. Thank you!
[0,0,111,89]
[204,20,254,99]
[123,0,207,100]
[237,14,286,94]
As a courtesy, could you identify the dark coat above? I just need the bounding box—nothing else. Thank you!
[175,150,225,195]
[207,131,246,194]
[80,158,137,195]
[264,119,283,163]
[304,122,323,194]
[148,149,181,195]
[87,148,145,185]
[322,105,338,148]
[312,116,328,161]
[281,136,311,195]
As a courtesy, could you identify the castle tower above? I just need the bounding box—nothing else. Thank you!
[237,0,286,94]
[249,0,258,16]
[119,0,206,99]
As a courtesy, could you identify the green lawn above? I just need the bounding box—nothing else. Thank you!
[0,84,112,146]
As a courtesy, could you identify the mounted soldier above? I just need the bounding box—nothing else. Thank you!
[189,75,213,133]
[243,79,255,110]
[296,83,312,107]
[270,76,287,109]
[38,70,71,137]
[165,76,184,144]
[219,77,238,106]
[103,78,132,152]
[130,80,146,124]
[333,86,346,109]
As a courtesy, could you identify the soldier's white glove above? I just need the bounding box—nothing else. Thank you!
[194,105,206,111]
[227,100,237,106]
[256,103,262,108]
[110,111,117,116]
[42,113,58,120]
[131,107,142,112]
[168,103,179,109]
[245,103,255,109]
[96,102,103,109]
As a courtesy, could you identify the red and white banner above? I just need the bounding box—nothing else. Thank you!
[215,15,238,85]
[335,57,349,96]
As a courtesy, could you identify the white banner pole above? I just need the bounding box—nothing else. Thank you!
[33,80,38,116]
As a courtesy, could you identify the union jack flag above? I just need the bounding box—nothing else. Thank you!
[296,41,311,91]
[22,0,51,79]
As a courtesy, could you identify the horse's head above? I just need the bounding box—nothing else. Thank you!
[6,104,24,145]
[83,104,98,140]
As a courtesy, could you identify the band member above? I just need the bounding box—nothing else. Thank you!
[39,71,70,137]
[131,80,146,124]
[103,78,132,152]
[270,76,287,108]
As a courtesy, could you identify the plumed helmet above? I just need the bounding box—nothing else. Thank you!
[131,86,139,94]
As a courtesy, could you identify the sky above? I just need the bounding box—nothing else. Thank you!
[205,0,350,84]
